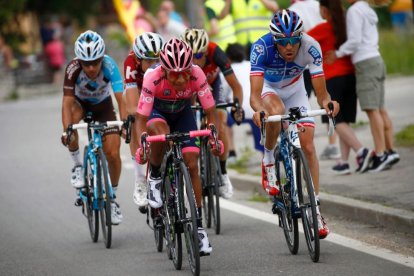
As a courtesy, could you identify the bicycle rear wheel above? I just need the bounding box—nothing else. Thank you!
[97,149,112,249]
[295,149,319,262]
[83,146,99,242]
[210,154,221,235]
[179,162,200,276]
[274,147,299,254]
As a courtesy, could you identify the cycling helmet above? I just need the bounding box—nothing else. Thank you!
[133,32,164,59]
[74,30,105,61]
[181,28,209,54]
[160,38,193,72]
[269,9,303,38]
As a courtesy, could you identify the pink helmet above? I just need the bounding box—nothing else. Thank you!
[160,38,193,72]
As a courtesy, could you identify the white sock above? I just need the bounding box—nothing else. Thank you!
[132,156,147,183]
[70,149,82,166]
[263,147,275,165]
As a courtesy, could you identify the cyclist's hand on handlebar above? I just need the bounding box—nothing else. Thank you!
[135,147,148,164]
[210,139,224,156]
[61,132,69,146]
[253,110,268,128]
[323,100,340,118]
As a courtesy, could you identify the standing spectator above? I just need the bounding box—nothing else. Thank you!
[325,0,400,172]
[44,30,65,84]
[160,0,184,23]
[222,43,264,162]
[205,0,237,51]
[156,8,186,41]
[221,0,279,58]
[307,0,373,174]
[0,34,15,71]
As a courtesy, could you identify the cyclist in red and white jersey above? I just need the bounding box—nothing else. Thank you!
[135,38,221,255]
[123,32,164,208]
[182,28,244,199]
[61,30,126,224]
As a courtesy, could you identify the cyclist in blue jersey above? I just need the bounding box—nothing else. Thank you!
[61,30,126,225]
[249,9,339,239]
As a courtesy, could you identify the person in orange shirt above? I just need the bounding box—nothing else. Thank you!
[307,0,373,174]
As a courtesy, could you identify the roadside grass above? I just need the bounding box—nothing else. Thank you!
[351,120,369,129]
[227,146,253,174]
[249,192,270,203]
[395,124,414,147]
[5,89,19,101]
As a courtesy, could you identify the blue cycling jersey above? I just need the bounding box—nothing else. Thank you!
[250,33,324,89]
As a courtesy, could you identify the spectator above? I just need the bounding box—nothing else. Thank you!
[0,34,16,71]
[325,0,400,172]
[222,43,264,162]
[205,0,237,51]
[308,0,373,174]
[44,30,65,84]
[221,0,279,58]
[156,9,186,41]
[160,0,184,23]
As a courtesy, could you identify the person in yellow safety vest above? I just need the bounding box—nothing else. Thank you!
[205,0,237,51]
[221,0,279,57]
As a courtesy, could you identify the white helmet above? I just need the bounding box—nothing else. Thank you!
[182,28,209,54]
[74,30,105,61]
[133,32,164,59]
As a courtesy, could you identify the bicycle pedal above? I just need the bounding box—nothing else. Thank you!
[74,198,83,207]
[271,204,281,215]
[200,252,210,257]
[139,206,148,214]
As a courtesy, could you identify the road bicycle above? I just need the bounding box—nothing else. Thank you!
[260,106,335,262]
[192,100,242,235]
[66,113,133,248]
[140,125,219,276]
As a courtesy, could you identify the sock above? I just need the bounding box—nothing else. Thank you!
[150,165,161,178]
[132,156,146,182]
[220,160,227,174]
[112,187,117,199]
[70,148,82,166]
[197,207,203,228]
[263,147,275,165]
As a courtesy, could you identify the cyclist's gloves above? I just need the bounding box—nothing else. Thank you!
[210,139,224,156]
[231,107,245,125]
[135,147,148,164]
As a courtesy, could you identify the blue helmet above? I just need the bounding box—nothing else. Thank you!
[269,9,303,38]
[74,30,105,61]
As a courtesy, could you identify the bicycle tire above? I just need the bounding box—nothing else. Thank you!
[274,147,299,254]
[152,207,164,252]
[295,149,320,262]
[163,162,183,269]
[97,149,112,249]
[210,154,221,235]
[178,162,200,276]
[83,146,99,242]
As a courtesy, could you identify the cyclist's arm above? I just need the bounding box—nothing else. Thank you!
[249,75,266,127]
[62,94,75,131]
[114,91,126,120]
[135,113,148,148]
[224,72,243,105]
[260,0,279,12]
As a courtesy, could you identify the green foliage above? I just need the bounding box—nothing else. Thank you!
[249,192,270,203]
[380,28,414,75]
[395,124,414,147]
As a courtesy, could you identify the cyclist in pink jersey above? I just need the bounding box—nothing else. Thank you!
[135,38,220,255]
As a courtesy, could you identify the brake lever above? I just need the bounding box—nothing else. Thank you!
[259,111,266,146]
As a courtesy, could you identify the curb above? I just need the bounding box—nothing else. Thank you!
[228,170,414,235]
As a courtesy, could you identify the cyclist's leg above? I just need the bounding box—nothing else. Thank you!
[102,132,121,188]
[68,100,85,189]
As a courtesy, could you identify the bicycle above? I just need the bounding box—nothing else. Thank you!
[260,106,335,262]
[66,113,133,248]
[140,125,219,276]
[192,99,242,235]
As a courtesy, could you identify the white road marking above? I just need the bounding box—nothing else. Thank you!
[220,199,414,268]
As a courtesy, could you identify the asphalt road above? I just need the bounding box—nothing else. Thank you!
[0,94,413,275]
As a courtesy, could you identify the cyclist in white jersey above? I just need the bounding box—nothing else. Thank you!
[61,30,126,225]
[249,9,339,239]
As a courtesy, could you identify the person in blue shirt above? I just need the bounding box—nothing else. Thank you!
[60,30,126,225]
[249,9,340,239]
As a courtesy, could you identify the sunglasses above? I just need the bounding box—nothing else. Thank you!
[166,69,192,80]
[80,58,103,67]
[142,51,160,59]
[193,52,204,59]
[274,35,302,47]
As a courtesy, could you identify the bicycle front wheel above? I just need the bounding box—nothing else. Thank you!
[178,162,200,276]
[200,139,212,228]
[295,149,319,262]
[97,149,112,249]
[151,207,163,252]
[83,146,99,242]
[274,146,299,254]
[210,155,221,235]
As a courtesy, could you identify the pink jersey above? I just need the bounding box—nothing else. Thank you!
[137,64,215,116]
